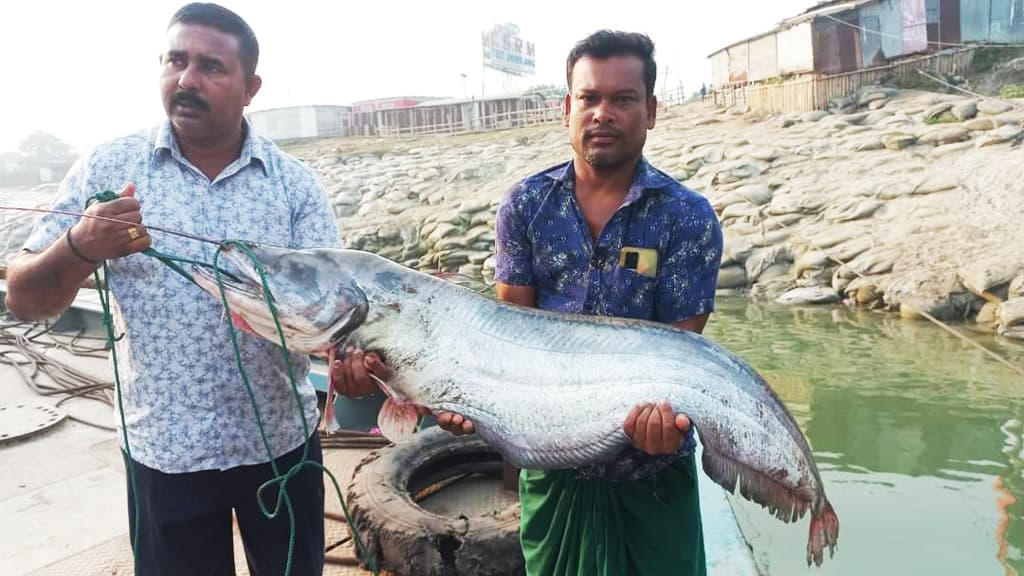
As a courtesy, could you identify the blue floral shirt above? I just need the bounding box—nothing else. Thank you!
[494,158,723,481]
[22,120,340,473]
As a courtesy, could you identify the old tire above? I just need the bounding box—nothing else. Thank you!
[347,426,524,576]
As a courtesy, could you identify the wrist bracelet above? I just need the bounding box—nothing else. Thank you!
[65,229,99,265]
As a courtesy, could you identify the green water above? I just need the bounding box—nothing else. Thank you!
[703,297,1024,576]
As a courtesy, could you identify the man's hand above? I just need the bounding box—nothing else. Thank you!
[623,402,691,456]
[331,346,390,398]
[436,411,475,435]
[70,183,151,261]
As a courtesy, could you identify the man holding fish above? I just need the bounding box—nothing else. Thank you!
[5,3,334,574]
[335,30,723,576]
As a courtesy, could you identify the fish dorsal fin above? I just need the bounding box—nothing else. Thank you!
[377,397,419,442]
[428,271,461,281]
[428,271,489,293]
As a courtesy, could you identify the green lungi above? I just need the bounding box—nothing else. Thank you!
[519,453,706,576]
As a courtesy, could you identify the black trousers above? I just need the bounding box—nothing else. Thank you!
[123,435,325,576]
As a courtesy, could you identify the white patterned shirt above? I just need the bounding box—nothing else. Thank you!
[23,120,341,473]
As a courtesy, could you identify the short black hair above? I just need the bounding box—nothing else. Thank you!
[168,3,259,76]
[566,30,656,98]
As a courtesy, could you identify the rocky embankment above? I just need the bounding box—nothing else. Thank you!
[286,86,1024,339]
[3,86,1019,339]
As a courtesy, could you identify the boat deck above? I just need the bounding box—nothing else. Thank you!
[0,344,372,575]
[0,289,760,576]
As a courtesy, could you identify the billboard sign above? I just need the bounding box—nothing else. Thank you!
[482,23,535,77]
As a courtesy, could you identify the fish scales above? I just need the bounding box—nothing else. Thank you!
[359,279,786,472]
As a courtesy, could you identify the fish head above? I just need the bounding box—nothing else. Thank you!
[192,242,369,354]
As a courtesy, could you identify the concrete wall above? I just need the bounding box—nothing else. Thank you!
[315,107,351,138]
[248,105,352,141]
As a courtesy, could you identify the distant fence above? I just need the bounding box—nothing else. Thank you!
[712,47,979,114]
[659,85,694,108]
[377,106,563,138]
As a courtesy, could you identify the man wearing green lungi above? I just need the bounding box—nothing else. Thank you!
[435,29,724,575]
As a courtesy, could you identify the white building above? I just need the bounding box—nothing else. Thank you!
[246,105,353,142]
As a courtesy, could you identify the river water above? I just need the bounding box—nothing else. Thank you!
[705,297,1024,575]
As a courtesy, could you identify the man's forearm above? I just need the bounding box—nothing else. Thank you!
[5,231,100,320]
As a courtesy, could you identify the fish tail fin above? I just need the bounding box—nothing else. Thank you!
[377,397,420,443]
[700,442,810,523]
[806,500,839,567]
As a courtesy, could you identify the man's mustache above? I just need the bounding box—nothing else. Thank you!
[584,127,623,139]
[172,91,210,111]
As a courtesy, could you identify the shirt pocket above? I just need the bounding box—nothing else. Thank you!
[603,265,658,318]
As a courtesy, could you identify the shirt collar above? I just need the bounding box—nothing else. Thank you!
[153,118,269,176]
[545,156,673,205]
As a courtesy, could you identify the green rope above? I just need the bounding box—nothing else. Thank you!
[92,244,140,574]
[85,191,142,575]
[144,248,207,286]
[85,189,239,288]
[87,193,378,575]
[212,242,377,575]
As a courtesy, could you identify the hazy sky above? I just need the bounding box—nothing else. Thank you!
[0,0,814,154]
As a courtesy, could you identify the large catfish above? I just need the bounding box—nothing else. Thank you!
[192,244,840,566]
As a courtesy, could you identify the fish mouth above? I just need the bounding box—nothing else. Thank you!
[192,242,369,354]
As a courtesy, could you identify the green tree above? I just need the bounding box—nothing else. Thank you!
[17,130,76,163]
[524,84,565,99]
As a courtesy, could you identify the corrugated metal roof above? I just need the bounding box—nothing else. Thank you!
[410,92,545,108]
[247,104,353,115]
[706,29,779,59]
[351,96,439,106]
[781,0,876,26]
[707,0,878,57]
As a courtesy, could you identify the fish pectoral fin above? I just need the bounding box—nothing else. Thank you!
[229,311,257,335]
[377,398,420,443]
